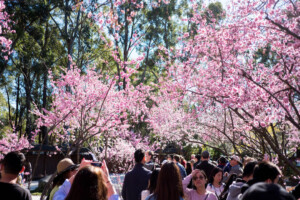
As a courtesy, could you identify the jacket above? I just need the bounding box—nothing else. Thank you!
[122,163,152,200]
[195,160,216,180]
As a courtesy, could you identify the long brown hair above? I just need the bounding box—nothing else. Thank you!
[153,162,184,200]
[65,166,108,200]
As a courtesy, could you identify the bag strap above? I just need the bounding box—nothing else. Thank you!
[204,194,209,200]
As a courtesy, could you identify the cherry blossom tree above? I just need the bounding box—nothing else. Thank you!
[32,59,153,161]
[161,0,300,174]
[0,124,32,159]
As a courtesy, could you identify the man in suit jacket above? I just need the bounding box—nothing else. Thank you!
[122,149,151,200]
[195,150,216,180]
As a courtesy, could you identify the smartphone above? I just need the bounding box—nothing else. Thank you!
[91,162,102,167]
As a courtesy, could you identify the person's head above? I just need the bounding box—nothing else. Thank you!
[195,154,201,162]
[243,156,256,167]
[53,158,79,187]
[65,166,107,200]
[191,154,195,160]
[0,151,25,175]
[201,151,210,161]
[230,155,241,167]
[134,149,145,164]
[154,162,184,200]
[190,159,195,166]
[173,155,180,163]
[192,170,208,189]
[166,154,173,161]
[209,167,223,184]
[148,168,160,193]
[145,150,154,163]
[242,161,257,181]
[218,156,227,165]
[241,182,295,200]
[253,161,281,184]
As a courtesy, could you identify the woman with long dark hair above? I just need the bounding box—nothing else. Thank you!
[207,167,224,198]
[182,169,218,200]
[145,162,184,200]
[186,162,193,175]
[141,168,160,200]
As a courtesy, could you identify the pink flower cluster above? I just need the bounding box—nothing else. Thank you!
[0,0,13,59]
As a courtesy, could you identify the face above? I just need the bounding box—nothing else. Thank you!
[192,172,207,188]
[214,171,223,183]
[230,159,238,166]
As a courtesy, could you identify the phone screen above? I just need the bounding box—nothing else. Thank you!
[91,162,102,167]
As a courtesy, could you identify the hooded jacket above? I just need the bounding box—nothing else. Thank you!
[226,179,246,200]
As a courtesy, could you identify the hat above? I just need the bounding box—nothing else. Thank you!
[231,155,242,164]
[201,151,210,159]
[57,158,78,175]
[241,182,295,200]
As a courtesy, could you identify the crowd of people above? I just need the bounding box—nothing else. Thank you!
[0,150,300,200]
[122,150,300,200]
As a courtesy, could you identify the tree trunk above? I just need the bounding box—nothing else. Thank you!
[41,71,48,144]
[24,67,32,141]
[15,76,20,132]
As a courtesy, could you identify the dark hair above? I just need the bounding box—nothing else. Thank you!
[218,156,227,164]
[65,166,107,200]
[208,167,223,184]
[154,162,184,200]
[2,151,25,175]
[52,168,75,187]
[173,155,180,162]
[243,161,257,178]
[241,182,295,200]
[253,161,281,182]
[220,173,237,200]
[201,151,210,159]
[134,149,145,163]
[186,162,192,175]
[148,168,160,193]
[195,154,201,161]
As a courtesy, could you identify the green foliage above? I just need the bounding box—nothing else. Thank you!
[254,44,277,67]
[204,2,225,24]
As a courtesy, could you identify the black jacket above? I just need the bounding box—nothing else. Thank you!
[122,163,151,200]
[195,160,216,180]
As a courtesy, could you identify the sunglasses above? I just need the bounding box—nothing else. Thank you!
[193,176,205,180]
